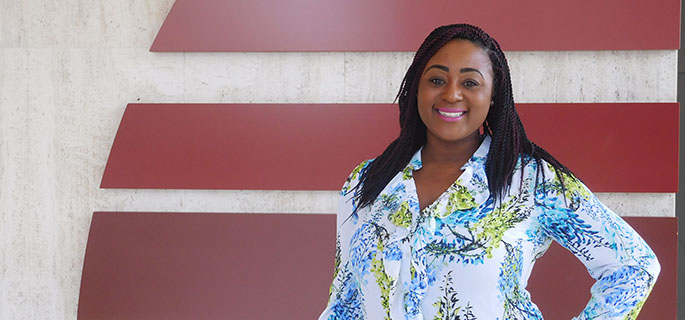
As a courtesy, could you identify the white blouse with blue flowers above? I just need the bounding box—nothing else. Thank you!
[318,135,660,320]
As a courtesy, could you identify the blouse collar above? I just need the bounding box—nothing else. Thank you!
[406,135,491,171]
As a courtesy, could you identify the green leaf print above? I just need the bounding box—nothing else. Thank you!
[432,271,477,320]
[402,166,413,181]
[443,185,478,216]
[342,160,370,194]
[623,291,650,320]
[543,163,591,210]
[472,191,531,259]
[371,236,394,320]
[328,235,342,297]
[388,201,412,227]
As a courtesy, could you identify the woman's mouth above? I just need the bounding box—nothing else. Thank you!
[436,108,466,122]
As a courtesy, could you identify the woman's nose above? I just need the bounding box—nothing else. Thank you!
[440,84,463,103]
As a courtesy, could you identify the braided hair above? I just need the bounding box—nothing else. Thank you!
[355,23,572,208]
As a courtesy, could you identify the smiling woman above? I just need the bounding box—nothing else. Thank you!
[414,40,494,211]
[318,24,660,320]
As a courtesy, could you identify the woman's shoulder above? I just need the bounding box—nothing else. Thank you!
[340,159,374,194]
[516,154,594,204]
[515,154,582,187]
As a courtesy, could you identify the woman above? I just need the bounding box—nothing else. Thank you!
[319,24,660,320]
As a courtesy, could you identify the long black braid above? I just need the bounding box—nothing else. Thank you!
[354,23,573,208]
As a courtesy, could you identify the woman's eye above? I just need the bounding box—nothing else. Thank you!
[430,78,445,85]
[463,80,479,87]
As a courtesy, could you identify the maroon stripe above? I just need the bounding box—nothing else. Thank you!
[100,103,678,192]
[517,103,679,192]
[77,212,675,319]
[101,104,399,190]
[77,212,335,319]
[150,0,679,51]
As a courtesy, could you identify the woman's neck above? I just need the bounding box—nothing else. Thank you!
[421,132,482,166]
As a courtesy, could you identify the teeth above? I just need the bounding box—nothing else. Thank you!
[438,110,465,117]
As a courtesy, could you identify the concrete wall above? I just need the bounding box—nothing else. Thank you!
[0,0,677,318]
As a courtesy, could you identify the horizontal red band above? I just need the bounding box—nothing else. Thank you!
[151,0,679,51]
[101,104,399,190]
[78,212,335,319]
[100,103,678,192]
[517,103,679,192]
[78,212,676,319]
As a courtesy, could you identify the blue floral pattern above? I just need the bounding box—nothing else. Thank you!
[320,136,660,320]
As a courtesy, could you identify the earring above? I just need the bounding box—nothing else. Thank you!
[490,101,494,106]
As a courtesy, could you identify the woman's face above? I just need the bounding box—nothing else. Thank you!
[417,39,494,145]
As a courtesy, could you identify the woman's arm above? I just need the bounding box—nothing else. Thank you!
[318,160,371,320]
[535,163,660,320]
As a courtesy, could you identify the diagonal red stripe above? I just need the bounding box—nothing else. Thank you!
[151,0,680,52]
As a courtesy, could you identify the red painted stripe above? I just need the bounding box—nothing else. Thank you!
[100,103,678,192]
[101,104,399,190]
[150,0,679,51]
[517,103,679,192]
[77,212,675,319]
[77,212,335,319]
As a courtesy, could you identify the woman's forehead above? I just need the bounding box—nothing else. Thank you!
[428,40,491,66]
[423,40,493,77]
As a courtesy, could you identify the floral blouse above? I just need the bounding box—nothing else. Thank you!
[318,136,660,320]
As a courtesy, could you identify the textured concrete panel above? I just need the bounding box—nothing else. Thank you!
[110,49,186,102]
[174,50,675,104]
[508,50,678,103]
[0,2,25,47]
[15,48,62,319]
[98,189,340,214]
[0,49,30,319]
[596,193,676,217]
[95,190,675,217]
[6,47,185,319]
[120,0,175,48]
[343,52,413,103]
[341,50,676,104]
[184,52,345,103]
[24,0,122,48]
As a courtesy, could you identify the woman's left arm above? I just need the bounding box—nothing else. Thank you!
[535,164,660,320]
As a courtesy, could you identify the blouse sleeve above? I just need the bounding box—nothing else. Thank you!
[318,160,371,320]
[535,163,660,320]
